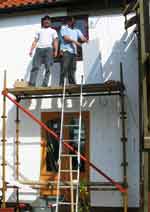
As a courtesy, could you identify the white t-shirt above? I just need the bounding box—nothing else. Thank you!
[35,27,58,48]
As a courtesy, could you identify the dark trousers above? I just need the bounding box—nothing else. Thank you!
[59,51,76,85]
[29,47,53,86]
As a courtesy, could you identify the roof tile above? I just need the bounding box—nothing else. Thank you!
[0,0,55,9]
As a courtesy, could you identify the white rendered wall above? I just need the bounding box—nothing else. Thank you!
[87,15,139,207]
[0,11,139,207]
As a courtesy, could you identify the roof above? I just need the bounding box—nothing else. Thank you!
[0,0,127,13]
[0,0,55,9]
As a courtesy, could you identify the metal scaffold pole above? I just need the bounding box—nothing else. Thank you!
[15,98,20,180]
[1,70,7,208]
[120,63,128,212]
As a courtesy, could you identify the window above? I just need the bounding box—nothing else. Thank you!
[45,119,60,172]
[40,112,89,197]
[69,117,86,171]
[44,116,86,172]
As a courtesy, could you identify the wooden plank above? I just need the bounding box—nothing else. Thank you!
[144,142,150,150]
[139,0,149,148]
[7,82,123,97]
[125,15,137,29]
[144,153,149,212]
[143,0,150,53]
[139,1,149,211]
[123,0,138,16]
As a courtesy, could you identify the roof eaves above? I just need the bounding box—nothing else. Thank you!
[0,1,63,14]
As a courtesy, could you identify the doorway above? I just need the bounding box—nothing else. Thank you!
[40,111,90,198]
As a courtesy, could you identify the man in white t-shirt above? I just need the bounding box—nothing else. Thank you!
[29,15,58,87]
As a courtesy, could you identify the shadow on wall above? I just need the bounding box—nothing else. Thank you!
[82,31,134,84]
[83,31,138,84]
[102,31,137,82]
[83,38,103,83]
[4,61,60,137]
[1,30,137,138]
[24,61,61,87]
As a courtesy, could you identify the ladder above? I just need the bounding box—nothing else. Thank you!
[55,76,83,212]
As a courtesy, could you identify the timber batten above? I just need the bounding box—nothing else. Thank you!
[7,81,124,98]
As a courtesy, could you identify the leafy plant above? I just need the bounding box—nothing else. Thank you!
[79,181,90,212]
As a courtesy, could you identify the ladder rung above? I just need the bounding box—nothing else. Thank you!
[63,125,79,127]
[60,170,78,173]
[61,154,77,157]
[59,185,77,188]
[58,202,76,205]
[64,97,80,100]
[63,139,79,142]
[47,180,78,185]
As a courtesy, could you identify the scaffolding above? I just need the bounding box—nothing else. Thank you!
[123,0,150,211]
[1,63,128,211]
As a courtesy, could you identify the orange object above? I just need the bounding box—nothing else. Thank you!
[19,203,26,208]
[0,209,14,212]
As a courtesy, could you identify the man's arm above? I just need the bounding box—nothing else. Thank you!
[53,38,58,57]
[63,29,88,46]
[79,35,88,43]
[60,27,81,47]
[77,29,88,43]
[63,35,81,47]
[29,38,38,56]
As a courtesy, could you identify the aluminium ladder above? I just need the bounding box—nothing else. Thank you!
[55,76,83,212]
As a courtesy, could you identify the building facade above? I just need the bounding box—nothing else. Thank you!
[0,1,140,210]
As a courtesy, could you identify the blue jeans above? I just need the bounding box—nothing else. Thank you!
[29,47,53,86]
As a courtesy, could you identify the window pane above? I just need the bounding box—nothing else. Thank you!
[45,119,60,172]
[69,118,85,172]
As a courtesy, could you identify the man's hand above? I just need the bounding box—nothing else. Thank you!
[74,40,81,47]
[84,39,89,43]
[53,50,58,58]
[59,51,63,57]
[80,35,88,44]
[29,50,33,57]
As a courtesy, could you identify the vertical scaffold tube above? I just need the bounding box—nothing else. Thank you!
[15,98,20,180]
[120,63,128,212]
[2,70,7,208]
